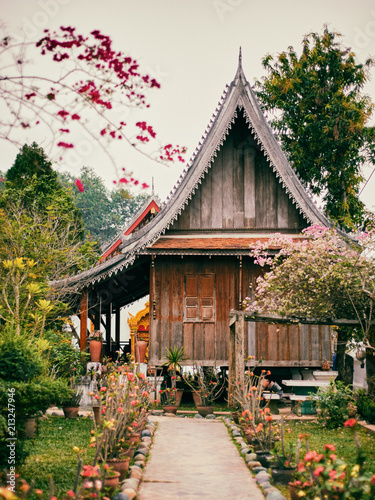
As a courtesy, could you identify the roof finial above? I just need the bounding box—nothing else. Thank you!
[238,46,242,69]
[152,176,155,195]
[234,47,244,83]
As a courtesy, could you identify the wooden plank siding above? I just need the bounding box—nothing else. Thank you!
[170,112,307,233]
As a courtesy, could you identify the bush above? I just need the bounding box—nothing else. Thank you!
[0,332,47,381]
[44,329,89,378]
[355,390,375,424]
[315,380,356,429]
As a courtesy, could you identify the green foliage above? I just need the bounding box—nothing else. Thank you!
[355,389,375,424]
[315,380,356,429]
[44,330,89,378]
[0,331,47,381]
[59,166,148,244]
[256,26,375,229]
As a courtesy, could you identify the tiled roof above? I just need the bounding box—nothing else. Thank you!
[148,237,303,250]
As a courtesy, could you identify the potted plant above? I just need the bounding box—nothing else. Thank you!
[270,417,299,485]
[160,387,178,414]
[162,346,186,405]
[183,364,224,416]
[60,386,83,418]
[89,330,103,362]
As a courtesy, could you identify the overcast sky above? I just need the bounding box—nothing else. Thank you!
[1,0,375,211]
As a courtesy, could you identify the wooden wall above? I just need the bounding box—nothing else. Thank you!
[171,113,307,232]
[246,322,332,367]
[149,255,332,366]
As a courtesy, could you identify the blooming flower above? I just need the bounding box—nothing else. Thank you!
[344,418,357,428]
[324,444,335,451]
[314,466,325,477]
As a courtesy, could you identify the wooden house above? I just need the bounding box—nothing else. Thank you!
[65,55,337,372]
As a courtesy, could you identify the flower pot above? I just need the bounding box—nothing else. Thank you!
[106,458,130,480]
[288,483,301,500]
[231,411,241,424]
[63,406,79,418]
[104,470,120,493]
[135,340,147,363]
[270,466,296,485]
[175,389,184,406]
[162,405,178,415]
[192,392,202,406]
[25,417,37,438]
[130,432,141,446]
[255,450,272,468]
[121,445,135,460]
[196,405,214,418]
[92,406,101,425]
[89,340,102,362]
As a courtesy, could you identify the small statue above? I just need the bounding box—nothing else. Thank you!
[321,360,330,371]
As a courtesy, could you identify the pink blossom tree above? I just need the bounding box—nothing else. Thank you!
[0,26,186,188]
[246,225,375,389]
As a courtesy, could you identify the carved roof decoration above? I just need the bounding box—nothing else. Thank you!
[55,56,344,291]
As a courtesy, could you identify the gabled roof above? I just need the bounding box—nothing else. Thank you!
[100,194,160,261]
[58,56,341,290]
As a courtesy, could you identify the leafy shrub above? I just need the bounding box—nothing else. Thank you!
[355,390,375,424]
[44,329,89,378]
[0,332,47,381]
[315,380,356,429]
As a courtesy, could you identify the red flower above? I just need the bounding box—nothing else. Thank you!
[57,110,69,119]
[57,142,74,148]
[25,93,36,100]
[314,466,325,477]
[75,179,84,192]
[371,474,375,485]
[324,444,336,452]
[344,418,357,428]
[71,113,80,120]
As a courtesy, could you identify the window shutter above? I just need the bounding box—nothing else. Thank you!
[185,275,198,319]
[184,274,215,322]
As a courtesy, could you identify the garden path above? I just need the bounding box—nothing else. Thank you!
[137,416,265,500]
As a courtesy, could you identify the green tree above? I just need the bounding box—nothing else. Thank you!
[60,167,149,244]
[0,145,98,336]
[256,27,375,229]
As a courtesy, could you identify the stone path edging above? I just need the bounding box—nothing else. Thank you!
[223,418,286,500]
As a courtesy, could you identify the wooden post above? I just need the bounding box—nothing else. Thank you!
[115,307,121,356]
[228,312,245,407]
[79,288,88,352]
[105,303,112,356]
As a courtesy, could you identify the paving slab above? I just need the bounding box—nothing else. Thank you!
[138,416,264,500]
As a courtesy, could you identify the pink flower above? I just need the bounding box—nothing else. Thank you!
[371,475,375,485]
[329,470,336,480]
[71,113,80,120]
[314,466,325,477]
[74,179,84,192]
[304,451,317,462]
[324,444,336,452]
[344,418,357,427]
[100,387,107,392]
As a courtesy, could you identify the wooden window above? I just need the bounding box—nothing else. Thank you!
[184,274,215,322]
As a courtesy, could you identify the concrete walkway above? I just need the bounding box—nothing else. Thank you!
[138,416,265,500]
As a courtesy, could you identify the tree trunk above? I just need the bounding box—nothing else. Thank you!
[366,349,375,396]
[335,334,353,385]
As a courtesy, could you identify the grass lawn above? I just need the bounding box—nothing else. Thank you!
[20,415,95,498]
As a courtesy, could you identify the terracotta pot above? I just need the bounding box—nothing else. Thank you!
[130,432,141,446]
[92,406,101,425]
[192,391,202,406]
[135,340,147,363]
[63,406,79,418]
[25,417,37,438]
[255,450,272,468]
[270,466,296,485]
[231,411,241,424]
[89,340,102,362]
[104,470,120,493]
[196,405,214,417]
[121,445,135,459]
[175,389,184,406]
[106,458,130,480]
[162,405,178,415]
[288,483,301,500]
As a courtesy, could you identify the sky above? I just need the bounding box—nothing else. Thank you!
[2,0,375,335]
[1,0,375,208]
